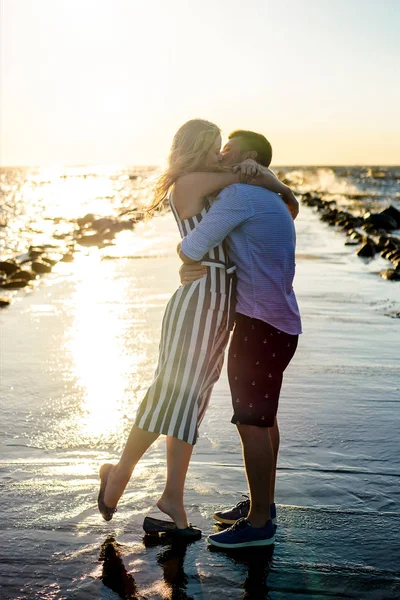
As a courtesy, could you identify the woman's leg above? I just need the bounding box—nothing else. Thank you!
[156,436,194,529]
[103,424,159,508]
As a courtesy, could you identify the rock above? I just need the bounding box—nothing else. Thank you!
[8,270,36,282]
[380,269,400,281]
[77,230,115,247]
[357,243,376,258]
[380,206,400,228]
[0,260,19,276]
[31,260,52,274]
[77,213,96,228]
[380,249,391,259]
[0,297,12,307]
[383,240,399,252]
[28,246,45,259]
[392,260,400,271]
[61,253,74,262]
[92,218,115,232]
[40,256,58,267]
[362,223,379,235]
[301,193,323,208]
[363,212,398,231]
[385,250,400,262]
[0,279,29,289]
[77,233,105,247]
[320,210,338,224]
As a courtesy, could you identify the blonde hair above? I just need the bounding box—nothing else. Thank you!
[148,119,223,214]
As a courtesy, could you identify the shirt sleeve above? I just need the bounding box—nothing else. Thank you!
[180,184,253,261]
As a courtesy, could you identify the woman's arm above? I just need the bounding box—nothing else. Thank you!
[173,171,243,219]
[251,166,299,219]
[174,161,298,220]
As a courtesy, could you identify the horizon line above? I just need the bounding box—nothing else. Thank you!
[0,163,399,169]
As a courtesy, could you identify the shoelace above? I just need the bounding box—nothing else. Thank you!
[234,495,250,510]
[228,518,250,534]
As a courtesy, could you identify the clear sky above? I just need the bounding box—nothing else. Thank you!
[1,0,399,166]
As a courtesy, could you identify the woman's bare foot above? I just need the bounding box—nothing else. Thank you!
[103,464,131,509]
[156,495,188,529]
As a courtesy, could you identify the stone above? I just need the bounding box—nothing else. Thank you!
[0,279,29,289]
[77,213,95,228]
[380,206,400,229]
[28,246,45,259]
[0,297,11,308]
[363,212,398,231]
[31,260,52,274]
[357,243,376,258]
[92,218,115,232]
[0,260,19,276]
[61,253,74,262]
[380,269,400,281]
[8,270,35,282]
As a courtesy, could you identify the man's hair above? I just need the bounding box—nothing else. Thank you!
[228,130,272,167]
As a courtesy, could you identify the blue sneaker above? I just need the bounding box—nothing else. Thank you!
[213,496,277,528]
[207,518,275,549]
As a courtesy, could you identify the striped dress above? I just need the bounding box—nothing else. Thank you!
[134,196,235,445]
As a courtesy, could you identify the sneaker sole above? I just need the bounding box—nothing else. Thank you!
[213,513,277,527]
[213,513,237,525]
[206,535,275,549]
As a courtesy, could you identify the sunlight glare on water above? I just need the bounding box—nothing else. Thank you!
[66,251,140,442]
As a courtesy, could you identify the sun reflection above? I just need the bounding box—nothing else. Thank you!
[68,251,140,440]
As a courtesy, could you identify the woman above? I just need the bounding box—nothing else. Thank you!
[98,119,295,536]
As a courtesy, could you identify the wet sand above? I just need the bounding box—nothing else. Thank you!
[1,205,400,599]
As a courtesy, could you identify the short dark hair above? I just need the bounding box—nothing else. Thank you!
[228,130,272,167]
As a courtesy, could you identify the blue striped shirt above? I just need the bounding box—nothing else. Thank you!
[180,183,302,335]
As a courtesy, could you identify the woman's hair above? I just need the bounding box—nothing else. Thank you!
[148,119,222,213]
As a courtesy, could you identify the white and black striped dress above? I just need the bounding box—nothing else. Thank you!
[134,196,235,445]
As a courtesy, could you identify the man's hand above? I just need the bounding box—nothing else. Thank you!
[179,263,207,285]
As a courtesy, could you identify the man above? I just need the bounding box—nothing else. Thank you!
[178,130,302,548]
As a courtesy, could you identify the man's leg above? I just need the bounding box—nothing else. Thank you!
[269,417,280,505]
[237,423,274,527]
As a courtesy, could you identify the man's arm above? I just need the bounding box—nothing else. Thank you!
[179,185,253,263]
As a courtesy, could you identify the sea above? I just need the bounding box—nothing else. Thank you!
[0,165,399,599]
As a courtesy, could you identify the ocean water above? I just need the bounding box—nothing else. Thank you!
[0,166,399,599]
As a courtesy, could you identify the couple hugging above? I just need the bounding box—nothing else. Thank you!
[98,119,302,549]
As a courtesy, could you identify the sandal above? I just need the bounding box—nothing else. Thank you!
[143,516,202,540]
[98,463,118,522]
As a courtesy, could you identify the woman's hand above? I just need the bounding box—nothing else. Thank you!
[254,166,300,219]
[232,159,261,183]
[179,263,207,285]
[281,187,300,220]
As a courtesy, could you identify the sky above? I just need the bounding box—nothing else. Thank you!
[1,0,399,167]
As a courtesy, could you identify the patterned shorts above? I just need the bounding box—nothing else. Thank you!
[228,313,298,427]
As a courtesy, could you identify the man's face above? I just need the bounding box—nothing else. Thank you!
[221,137,244,166]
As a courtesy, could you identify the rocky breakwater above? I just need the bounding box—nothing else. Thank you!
[0,212,140,308]
[300,194,400,281]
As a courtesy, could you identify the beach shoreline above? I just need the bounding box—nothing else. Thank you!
[1,195,400,598]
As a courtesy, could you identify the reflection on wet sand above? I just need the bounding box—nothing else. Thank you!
[208,543,274,600]
[100,533,275,600]
[143,535,197,599]
[100,537,138,599]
